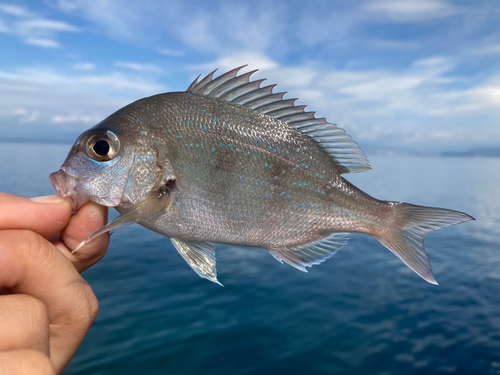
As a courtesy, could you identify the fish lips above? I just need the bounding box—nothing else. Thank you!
[49,169,89,211]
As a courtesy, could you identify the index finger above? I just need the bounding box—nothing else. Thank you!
[0,193,72,239]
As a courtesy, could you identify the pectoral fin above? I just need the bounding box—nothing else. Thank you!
[72,189,170,253]
[171,238,222,286]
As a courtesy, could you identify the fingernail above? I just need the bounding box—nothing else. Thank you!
[31,195,66,203]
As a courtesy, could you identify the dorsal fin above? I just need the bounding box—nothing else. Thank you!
[186,67,370,173]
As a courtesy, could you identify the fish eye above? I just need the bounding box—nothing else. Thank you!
[84,130,120,161]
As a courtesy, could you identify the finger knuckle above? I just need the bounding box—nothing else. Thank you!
[15,294,49,335]
[17,230,50,261]
[71,280,99,327]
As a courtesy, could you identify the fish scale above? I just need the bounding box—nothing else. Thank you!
[50,66,473,285]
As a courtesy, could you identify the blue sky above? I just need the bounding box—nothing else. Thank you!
[0,0,499,151]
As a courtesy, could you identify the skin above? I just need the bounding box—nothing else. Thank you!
[0,193,109,374]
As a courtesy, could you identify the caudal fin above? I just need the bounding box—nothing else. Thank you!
[373,202,474,285]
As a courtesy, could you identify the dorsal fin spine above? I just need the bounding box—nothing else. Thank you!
[256,98,298,115]
[219,78,266,101]
[236,84,277,105]
[186,75,200,92]
[246,92,287,110]
[192,69,217,92]
[266,104,306,119]
[280,112,316,123]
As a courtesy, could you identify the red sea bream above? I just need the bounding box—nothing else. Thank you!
[50,67,473,285]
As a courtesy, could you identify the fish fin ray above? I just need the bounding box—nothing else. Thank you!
[72,190,169,253]
[268,232,350,272]
[187,67,370,173]
[191,68,218,93]
[373,202,475,285]
[186,74,200,92]
[171,238,222,286]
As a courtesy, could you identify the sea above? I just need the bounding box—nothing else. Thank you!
[1,141,498,375]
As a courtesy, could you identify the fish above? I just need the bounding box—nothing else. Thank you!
[50,66,474,285]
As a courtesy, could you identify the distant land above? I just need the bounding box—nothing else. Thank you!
[440,148,500,158]
[344,147,500,158]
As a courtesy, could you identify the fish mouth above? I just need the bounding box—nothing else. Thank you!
[49,169,89,211]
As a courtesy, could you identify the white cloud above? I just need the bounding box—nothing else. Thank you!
[114,61,161,73]
[0,18,8,32]
[17,19,79,32]
[0,5,79,48]
[72,63,95,70]
[80,73,165,92]
[0,4,32,17]
[20,110,40,123]
[52,114,102,123]
[25,37,60,48]
[158,48,184,57]
[362,0,459,22]
[469,44,500,55]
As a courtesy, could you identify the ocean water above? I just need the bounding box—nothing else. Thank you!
[1,141,499,375]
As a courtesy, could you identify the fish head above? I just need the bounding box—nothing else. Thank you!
[50,113,172,211]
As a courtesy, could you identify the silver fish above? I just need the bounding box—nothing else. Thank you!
[50,66,473,285]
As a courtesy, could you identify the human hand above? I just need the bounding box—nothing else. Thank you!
[0,193,109,374]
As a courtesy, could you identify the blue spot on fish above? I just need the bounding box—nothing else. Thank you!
[136,119,140,123]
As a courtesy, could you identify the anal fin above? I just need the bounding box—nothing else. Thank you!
[171,239,222,286]
[268,232,350,272]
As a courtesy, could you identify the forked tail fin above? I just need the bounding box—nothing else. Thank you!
[373,202,474,285]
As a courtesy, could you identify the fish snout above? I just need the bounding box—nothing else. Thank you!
[49,169,89,211]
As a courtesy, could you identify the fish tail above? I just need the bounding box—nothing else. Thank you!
[373,202,474,285]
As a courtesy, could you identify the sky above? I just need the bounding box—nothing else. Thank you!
[0,0,499,152]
